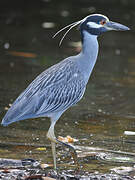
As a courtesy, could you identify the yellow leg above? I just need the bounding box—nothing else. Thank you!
[56,139,78,166]
[46,120,57,169]
[51,141,56,170]
[46,117,78,169]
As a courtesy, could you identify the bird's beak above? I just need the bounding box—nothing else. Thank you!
[105,21,130,31]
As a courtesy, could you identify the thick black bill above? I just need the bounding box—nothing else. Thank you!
[106,21,130,31]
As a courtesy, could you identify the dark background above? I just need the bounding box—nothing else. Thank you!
[0,0,135,174]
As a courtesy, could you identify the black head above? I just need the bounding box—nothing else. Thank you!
[53,14,130,46]
[80,14,130,36]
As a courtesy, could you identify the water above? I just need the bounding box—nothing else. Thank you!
[0,0,135,178]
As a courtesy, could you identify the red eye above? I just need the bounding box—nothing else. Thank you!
[100,20,106,25]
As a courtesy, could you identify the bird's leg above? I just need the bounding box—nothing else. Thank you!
[46,117,79,169]
[46,120,57,170]
[56,139,79,167]
[51,141,56,170]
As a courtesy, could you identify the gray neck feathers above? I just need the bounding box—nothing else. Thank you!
[76,30,99,84]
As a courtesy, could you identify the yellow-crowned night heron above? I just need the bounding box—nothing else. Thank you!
[1,14,129,169]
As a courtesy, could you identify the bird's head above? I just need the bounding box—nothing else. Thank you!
[53,14,130,45]
[80,14,130,36]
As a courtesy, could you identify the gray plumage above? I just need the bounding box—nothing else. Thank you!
[2,57,86,126]
[1,14,129,169]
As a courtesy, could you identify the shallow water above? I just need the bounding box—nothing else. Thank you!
[0,0,135,178]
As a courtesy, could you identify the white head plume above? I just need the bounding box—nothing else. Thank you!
[52,14,109,46]
[52,20,82,46]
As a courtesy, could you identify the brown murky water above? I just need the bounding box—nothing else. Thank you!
[0,0,135,178]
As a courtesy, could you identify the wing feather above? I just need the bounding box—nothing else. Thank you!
[36,79,85,115]
[2,58,86,125]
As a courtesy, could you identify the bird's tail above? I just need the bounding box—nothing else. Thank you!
[1,104,35,126]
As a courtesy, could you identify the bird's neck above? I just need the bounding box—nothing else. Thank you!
[76,31,99,83]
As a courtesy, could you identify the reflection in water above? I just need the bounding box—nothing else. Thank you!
[0,0,135,176]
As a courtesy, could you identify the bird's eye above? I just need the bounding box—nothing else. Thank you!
[100,20,106,25]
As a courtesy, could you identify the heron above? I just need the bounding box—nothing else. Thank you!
[1,14,129,169]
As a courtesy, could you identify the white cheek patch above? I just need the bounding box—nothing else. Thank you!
[87,22,102,29]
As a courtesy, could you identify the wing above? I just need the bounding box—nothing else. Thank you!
[2,57,86,126]
[35,76,85,115]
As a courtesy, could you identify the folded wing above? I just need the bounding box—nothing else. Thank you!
[2,58,86,126]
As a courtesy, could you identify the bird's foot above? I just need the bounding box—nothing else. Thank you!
[56,139,79,168]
